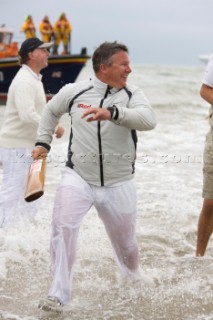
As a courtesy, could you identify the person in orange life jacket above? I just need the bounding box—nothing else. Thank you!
[53,12,72,55]
[20,15,36,39]
[39,15,54,43]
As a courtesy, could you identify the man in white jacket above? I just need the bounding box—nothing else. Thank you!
[0,37,63,227]
[33,41,157,313]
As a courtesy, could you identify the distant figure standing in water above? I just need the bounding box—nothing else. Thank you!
[0,38,64,228]
[33,41,157,313]
[39,15,53,43]
[20,15,36,39]
[196,54,213,256]
[53,12,72,55]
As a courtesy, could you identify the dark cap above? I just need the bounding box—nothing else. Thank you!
[18,37,53,57]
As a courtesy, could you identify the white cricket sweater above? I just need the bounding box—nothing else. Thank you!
[0,65,46,148]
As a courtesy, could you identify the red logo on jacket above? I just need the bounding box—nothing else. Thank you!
[78,103,91,109]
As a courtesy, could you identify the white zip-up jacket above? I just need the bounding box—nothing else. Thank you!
[36,77,157,186]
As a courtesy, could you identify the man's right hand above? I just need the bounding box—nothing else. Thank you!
[32,146,48,160]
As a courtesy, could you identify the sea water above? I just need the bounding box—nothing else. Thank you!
[0,62,213,320]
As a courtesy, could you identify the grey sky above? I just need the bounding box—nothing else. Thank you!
[0,0,212,66]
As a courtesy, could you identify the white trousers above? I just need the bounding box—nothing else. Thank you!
[0,147,39,227]
[48,168,140,305]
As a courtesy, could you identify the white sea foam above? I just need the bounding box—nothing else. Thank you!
[1,63,213,319]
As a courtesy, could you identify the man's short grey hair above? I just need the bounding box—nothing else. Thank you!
[92,41,129,73]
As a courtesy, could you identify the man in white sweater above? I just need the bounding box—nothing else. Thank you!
[0,37,63,227]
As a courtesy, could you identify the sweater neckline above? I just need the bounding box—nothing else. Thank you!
[22,65,42,81]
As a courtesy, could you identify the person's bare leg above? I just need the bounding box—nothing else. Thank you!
[196,198,213,256]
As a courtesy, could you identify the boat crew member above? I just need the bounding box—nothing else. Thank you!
[20,15,36,39]
[39,15,54,43]
[53,12,72,55]
[33,41,157,312]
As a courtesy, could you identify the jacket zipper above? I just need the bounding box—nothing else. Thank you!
[98,85,111,186]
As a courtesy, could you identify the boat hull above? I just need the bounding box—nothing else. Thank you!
[0,53,90,104]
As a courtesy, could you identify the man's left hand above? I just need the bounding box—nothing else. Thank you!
[81,108,111,122]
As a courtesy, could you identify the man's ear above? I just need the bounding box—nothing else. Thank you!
[28,51,34,59]
[99,63,107,74]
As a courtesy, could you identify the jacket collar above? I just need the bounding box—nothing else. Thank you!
[92,76,120,95]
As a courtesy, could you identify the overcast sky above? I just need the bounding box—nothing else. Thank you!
[1,0,212,66]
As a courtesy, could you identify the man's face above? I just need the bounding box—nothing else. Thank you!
[30,48,50,69]
[103,51,132,89]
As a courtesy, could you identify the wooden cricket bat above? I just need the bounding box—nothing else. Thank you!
[24,157,46,202]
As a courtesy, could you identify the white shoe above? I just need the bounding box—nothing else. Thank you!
[38,297,63,313]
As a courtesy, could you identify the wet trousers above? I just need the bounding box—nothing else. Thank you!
[0,147,39,227]
[48,167,140,305]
